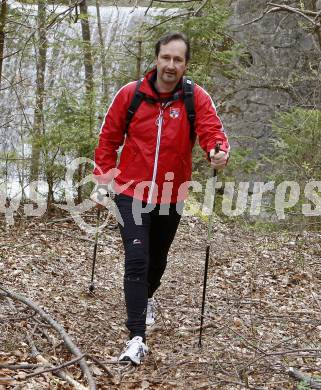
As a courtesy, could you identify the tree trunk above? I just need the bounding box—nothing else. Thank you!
[78,0,94,204]
[30,0,47,184]
[79,0,94,105]
[310,0,321,50]
[95,0,108,105]
[46,173,54,216]
[136,39,142,80]
[0,0,7,86]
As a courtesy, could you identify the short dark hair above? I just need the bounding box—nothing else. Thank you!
[155,32,190,63]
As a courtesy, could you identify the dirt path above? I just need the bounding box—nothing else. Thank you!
[1,213,321,389]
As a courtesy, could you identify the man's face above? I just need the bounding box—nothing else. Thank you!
[156,39,187,89]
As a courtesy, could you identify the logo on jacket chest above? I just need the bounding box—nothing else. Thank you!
[169,107,180,119]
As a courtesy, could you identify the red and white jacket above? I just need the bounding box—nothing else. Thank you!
[94,69,230,204]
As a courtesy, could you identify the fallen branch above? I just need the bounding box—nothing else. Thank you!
[88,355,114,377]
[24,321,89,389]
[0,285,96,390]
[0,363,44,370]
[32,323,60,348]
[53,370,89,390]
[25,354,86,379]
[34,354,88,390]
[25,324,41,360]
[26,330,40,358]
[90,359,130,365]
[0,377,16,387]
[265,348,321,357]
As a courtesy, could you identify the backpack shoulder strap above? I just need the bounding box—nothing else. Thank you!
[125,78,144,134]
[183,76,196,141]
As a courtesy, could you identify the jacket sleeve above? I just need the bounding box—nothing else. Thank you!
[93,83,134,184]
[194,85,230,155]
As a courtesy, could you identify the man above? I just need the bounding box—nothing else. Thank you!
[92,32,229,364]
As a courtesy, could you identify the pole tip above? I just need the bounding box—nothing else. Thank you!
[88,283,95,293]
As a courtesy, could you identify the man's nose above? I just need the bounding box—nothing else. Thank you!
[167,59,175,68]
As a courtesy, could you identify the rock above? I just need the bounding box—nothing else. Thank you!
[219,0,320,180]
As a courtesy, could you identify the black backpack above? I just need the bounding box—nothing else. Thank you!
[125,76,196,140]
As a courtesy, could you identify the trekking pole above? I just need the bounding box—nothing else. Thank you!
[198,143,221,348]
[89,207,101,293]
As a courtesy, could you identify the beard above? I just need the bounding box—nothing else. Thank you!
[161,71,178,84]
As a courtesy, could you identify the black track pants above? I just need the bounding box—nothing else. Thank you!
[115,194,182,340]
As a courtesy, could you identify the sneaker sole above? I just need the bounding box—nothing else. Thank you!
[119,355,144,365]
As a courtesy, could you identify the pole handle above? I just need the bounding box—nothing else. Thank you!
[213,143,221,178]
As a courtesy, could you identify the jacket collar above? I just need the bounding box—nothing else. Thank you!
[139,68,183,100]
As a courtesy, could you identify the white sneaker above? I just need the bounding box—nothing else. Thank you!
[118,336,148,365]
[146,298,156,326]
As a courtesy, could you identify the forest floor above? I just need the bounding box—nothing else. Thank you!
[1,210,321,389]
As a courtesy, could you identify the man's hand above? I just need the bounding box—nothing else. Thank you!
[209,149,228,170]
[90,184,112,208]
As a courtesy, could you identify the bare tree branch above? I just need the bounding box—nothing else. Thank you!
[194,0,210,16]
[267,2,320,26]
[237,6,281,27]
[144,0,203,15]
[144,0,153,16]
[130,0,139,13]
[238,2,321,28]
[145,0,209,32]
[1,0,85,68]
[1,75,33,129]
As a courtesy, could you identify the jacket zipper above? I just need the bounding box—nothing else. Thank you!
[147,104,165,204]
